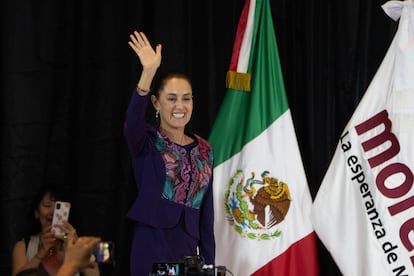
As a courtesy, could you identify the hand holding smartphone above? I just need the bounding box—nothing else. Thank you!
[51,201,71,239]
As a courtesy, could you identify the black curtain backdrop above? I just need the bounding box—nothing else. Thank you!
[1,0,397,275]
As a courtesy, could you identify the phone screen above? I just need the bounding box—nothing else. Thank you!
[94,241,115,265]
[151,262,183,275]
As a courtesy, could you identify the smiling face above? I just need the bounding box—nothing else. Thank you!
[34,192,55,229]
[151,77,193,132]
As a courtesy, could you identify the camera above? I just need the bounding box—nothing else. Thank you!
[151,256,226,276]
[183,256,213,275]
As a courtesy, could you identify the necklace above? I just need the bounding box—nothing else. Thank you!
[159,128,190,145]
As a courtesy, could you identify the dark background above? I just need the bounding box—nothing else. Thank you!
[1,0,398,275]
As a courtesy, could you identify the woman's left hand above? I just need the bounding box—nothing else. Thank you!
[55,221,78,242]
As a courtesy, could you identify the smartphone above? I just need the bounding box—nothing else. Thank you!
[94,241,115,265]
[51,201,71,239]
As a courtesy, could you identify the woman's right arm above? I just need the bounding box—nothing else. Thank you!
[124,30,162,155]
[12,240,42,275]
[12,227,57,275]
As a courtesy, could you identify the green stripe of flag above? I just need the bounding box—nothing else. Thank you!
[208,0,289,166]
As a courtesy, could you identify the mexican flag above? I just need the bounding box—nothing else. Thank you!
[311,1,414,275]
[208,0,319,275]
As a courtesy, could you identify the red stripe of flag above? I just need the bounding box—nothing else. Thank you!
[229,0,251,71]
[252,233,320,276]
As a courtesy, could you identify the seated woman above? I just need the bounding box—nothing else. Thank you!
[11,186,99,276]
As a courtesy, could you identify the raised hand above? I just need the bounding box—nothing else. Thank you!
[128,30,162,72]
[57,236,101,276]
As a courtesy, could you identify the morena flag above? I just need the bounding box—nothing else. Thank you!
[311,1,414,275]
